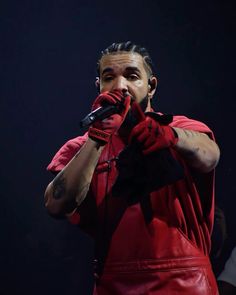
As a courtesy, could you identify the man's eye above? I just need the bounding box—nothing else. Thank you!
[127,74,139,81]
[103,76,113,82]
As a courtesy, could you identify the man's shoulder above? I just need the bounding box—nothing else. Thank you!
[152,111,211,133]
[170,115,212,134]
[47,133,88,173]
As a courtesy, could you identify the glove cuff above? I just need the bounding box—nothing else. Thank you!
[88,127,110,145]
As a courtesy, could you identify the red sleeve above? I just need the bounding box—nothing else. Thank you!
[47,133,88,173]
[46,133,88,225]
[170,115,215,140]
[171,115,216,247]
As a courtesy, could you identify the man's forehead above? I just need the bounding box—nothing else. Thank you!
[99,52,146,73]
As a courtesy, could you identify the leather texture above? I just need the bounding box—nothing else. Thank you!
[47,115,219,295]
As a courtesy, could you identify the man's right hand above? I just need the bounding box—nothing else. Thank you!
[88,90,131,144]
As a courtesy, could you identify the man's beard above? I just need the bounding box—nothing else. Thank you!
[119,95,149,137]
[139,95,149,112]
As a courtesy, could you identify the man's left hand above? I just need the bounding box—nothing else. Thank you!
[129,113,178,155]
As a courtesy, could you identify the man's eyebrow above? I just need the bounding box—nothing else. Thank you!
[101,67,114,75]
[101,66,141,75]
[125,66,141,73]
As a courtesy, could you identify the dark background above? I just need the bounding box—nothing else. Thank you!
[1,0,235,294]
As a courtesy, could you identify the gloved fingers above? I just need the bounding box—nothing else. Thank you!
[130,101,146,123]
[130,131,159,154]
[142,127,177,155]
[142,142,163,155]
[142,136,156,149]
[121,95,132,117]
[135,129,150,143]
[145,116,162,132]
[128,121,146,143]
[92,91,123,110]
[93,91,131,116]
[129,117,159,140]
[108,89,126,102]
[92,94,116,110]
[98,114,123,131]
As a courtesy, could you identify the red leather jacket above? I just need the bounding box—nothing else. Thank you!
[47,115,219,295]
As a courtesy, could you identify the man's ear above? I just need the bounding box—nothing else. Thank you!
[95,77,100,93]
[148,76,158,98]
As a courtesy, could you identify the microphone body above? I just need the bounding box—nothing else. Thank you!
[80,104,122,128]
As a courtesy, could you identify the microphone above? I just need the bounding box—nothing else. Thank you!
[80,104,123,128]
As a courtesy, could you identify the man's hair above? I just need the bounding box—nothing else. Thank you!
[96,41,155,76]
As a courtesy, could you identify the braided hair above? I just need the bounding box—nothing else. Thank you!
[96,41,155,77]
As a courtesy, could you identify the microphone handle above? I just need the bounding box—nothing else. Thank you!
[80,105,119,128]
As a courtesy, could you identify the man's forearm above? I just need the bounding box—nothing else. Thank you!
[44,138,104,217]
[173,127,220,173]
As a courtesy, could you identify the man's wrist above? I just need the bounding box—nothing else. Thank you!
[88,127,110,145]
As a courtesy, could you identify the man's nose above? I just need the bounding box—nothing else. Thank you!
[112,77,128,93]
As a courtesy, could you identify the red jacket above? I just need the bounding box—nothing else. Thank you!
[47,115,219,295]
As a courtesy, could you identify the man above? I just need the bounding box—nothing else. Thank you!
[44,41,220,294]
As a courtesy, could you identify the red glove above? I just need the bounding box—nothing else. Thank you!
[88,90,131,144]
[129,103,178,155]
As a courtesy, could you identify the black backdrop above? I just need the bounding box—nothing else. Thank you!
[1,0,235,294]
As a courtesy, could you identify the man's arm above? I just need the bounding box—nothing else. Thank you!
[44,138,104,217]
[128,109,220,173]
[173,127,220,173]
[44,90,131,218]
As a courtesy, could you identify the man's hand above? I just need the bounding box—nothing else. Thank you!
[88,90,131,144]
[129,103,178,155]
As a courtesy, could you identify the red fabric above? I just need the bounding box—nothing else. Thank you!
[92,90,124,109]
[128,102,178,154]
[129,115,178,154]
[47,115,218,294]
[88,127,111,144]
[88,90,131,143]
[47,133,88,172]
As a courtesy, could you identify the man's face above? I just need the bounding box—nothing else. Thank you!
[98,52,156,111]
